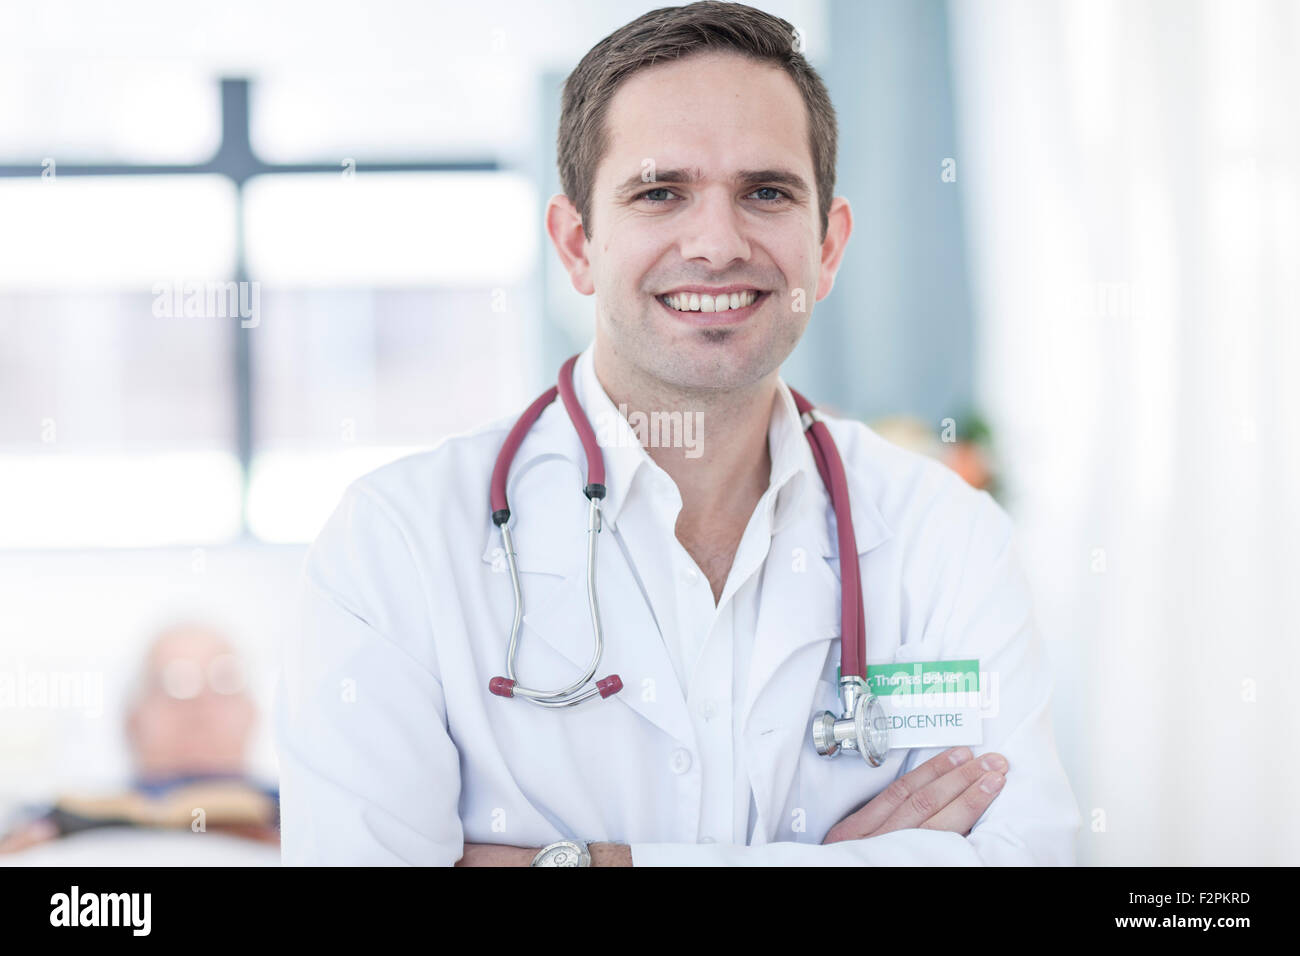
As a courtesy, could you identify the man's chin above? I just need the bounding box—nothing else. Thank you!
[644,343,775,393]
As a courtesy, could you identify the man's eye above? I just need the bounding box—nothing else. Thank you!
[632,186,791,204]
[634,187,677,204]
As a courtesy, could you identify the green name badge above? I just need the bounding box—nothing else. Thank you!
[848,659,984,749]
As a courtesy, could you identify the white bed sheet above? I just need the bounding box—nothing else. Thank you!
[0,826,282,866]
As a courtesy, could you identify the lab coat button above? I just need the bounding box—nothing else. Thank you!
[700,700,716,719]
[684,566,699,582]
[670,748,692,774]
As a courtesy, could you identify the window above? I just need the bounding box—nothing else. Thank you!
[0,78,536,547]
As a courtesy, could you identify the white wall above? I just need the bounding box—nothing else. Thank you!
[949,0,1300,864]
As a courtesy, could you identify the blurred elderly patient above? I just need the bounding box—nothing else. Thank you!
[0,623,279,853]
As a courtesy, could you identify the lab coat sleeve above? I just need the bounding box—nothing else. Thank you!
[628,492,1082,866]
[276,482,465,865]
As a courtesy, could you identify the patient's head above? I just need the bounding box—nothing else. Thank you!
[125,623,256,781]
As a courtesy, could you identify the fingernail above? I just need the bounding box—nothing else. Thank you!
[980,755,1006,772]
[979,772,1005,794]
[948,747,972,766]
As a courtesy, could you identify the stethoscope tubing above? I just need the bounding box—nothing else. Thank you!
[488,354,867,707]
[788,388,867,680]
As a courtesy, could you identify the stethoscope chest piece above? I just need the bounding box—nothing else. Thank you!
[811,677,888,766]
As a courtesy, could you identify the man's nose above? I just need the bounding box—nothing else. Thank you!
[674,186,752,266]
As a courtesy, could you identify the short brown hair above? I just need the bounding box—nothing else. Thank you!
[557,1,838,242]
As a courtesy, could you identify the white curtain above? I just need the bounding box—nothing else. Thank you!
[947,0,1299,864]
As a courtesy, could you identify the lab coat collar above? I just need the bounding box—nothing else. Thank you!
[480,340,893,561]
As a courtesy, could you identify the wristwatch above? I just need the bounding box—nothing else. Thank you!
[530,840,591,867]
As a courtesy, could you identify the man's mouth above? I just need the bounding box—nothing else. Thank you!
[654,288,769,325]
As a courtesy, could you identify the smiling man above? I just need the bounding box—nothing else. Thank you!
[276,1,1081,866]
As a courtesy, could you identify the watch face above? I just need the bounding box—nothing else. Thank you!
[544,847,579,866]
[534,842,589,867]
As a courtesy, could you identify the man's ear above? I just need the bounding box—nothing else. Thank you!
[814,196,854,303]
[545,193,596,296]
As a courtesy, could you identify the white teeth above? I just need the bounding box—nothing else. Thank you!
[661,290,759,312]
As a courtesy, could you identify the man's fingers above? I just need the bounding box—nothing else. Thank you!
[827,747,975,841]
[873,751,1007,836]
[917,769,1006,837]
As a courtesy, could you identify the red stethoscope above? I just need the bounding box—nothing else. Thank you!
[485,354,889,765]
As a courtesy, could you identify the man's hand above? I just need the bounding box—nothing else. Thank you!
[823,746,1008,844]
[456,842,632,866]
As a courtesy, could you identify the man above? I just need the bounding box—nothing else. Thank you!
[276,1,1080,866]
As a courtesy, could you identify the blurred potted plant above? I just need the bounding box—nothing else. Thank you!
[868,410,1000,501]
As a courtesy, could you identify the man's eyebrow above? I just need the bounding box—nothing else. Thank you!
[613,167,812,200]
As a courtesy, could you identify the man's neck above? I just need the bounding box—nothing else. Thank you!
[592,342,776,588]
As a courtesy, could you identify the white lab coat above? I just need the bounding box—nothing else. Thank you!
[275,368,1082,866]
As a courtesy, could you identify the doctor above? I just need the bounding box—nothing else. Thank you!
[275,0,1081,866]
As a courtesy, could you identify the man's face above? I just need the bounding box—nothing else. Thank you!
[126,626,255,778]
[552,50,850,393]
